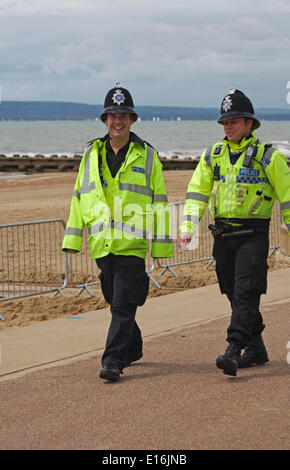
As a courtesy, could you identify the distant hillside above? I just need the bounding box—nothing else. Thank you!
[0,101,290,121]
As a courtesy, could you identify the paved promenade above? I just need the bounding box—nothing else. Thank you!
[0,268,289,450]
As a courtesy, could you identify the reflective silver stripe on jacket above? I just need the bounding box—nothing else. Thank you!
[65,227,83,237]
[204,147,212,168]
[81,146,91,194]
[81,145,96,194]
[87,223,106,234]
[280,201,290,211]
[153,194,168,203]
[88,221,173,241]
[118,183,153,197]
[204,144,224,168]
[112,221,149,239]
[145,145,154,187]
[260,146,276,170]
[73,189,80,199]
[88,221,149,239]
[182,214,199,224]
[186,192,209,203]
[152,235,173,243]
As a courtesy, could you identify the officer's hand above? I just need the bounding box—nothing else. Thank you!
[178,233,192,250]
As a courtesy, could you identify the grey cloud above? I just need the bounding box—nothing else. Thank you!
[0,0,290,107]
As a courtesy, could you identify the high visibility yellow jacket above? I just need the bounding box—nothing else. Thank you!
[181,132,290,233]
[62,133,173,260]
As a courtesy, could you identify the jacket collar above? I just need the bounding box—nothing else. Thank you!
[224,131,257,152]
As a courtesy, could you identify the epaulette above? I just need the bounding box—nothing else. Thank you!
[204,143,225,167]
[255,143,277,170]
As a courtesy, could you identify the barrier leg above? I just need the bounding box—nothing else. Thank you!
[159,265,179,278]
[76,284,95,296]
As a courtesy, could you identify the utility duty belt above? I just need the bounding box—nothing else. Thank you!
[208,218,270,240]
[208,223,254,239]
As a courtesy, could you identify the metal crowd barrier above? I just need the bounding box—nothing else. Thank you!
[156,203,214,277]
[268,200,281,255]
[66,227,156,293]
[156,201,281,276]
[65,227,99,296]
[0,201,281,301]
[0,219,68,301]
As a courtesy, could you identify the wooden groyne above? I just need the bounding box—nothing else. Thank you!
[0,154,200,173]
[1,154,289,173]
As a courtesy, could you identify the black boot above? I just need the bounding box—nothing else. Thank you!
[216,342,242,376]
[237,335,269,368]
[99,365,122,382]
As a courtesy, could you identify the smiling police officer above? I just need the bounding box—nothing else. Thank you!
[63,83,173,381]
[179,88,290,377]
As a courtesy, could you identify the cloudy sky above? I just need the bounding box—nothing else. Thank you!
[1,0,290,109]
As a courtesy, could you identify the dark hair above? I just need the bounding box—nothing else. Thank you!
[244,117,254,130]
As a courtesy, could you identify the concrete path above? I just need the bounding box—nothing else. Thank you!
[0,269,289,450]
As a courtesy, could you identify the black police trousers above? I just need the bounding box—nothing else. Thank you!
[96,254,149,371]
[213,231,269,347]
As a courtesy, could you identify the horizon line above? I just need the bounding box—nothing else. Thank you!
[1,100,290,111]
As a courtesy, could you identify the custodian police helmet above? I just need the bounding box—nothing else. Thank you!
[217,88,260,129]
[100,83,138,123]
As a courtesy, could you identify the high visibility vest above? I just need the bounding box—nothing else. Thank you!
[181,135,290,233]
[62,136,173,260]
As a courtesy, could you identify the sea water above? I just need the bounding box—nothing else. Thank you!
[0,119,289,160]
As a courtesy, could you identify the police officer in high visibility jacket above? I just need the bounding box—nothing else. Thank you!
[63,84,173,381]
[179,88,290,377]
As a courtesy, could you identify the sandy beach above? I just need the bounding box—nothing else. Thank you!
[1,169,290,452]
[1,169,289,329]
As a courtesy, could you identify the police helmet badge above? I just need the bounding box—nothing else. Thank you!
[222,95,232,112]
[112,89,126,106]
